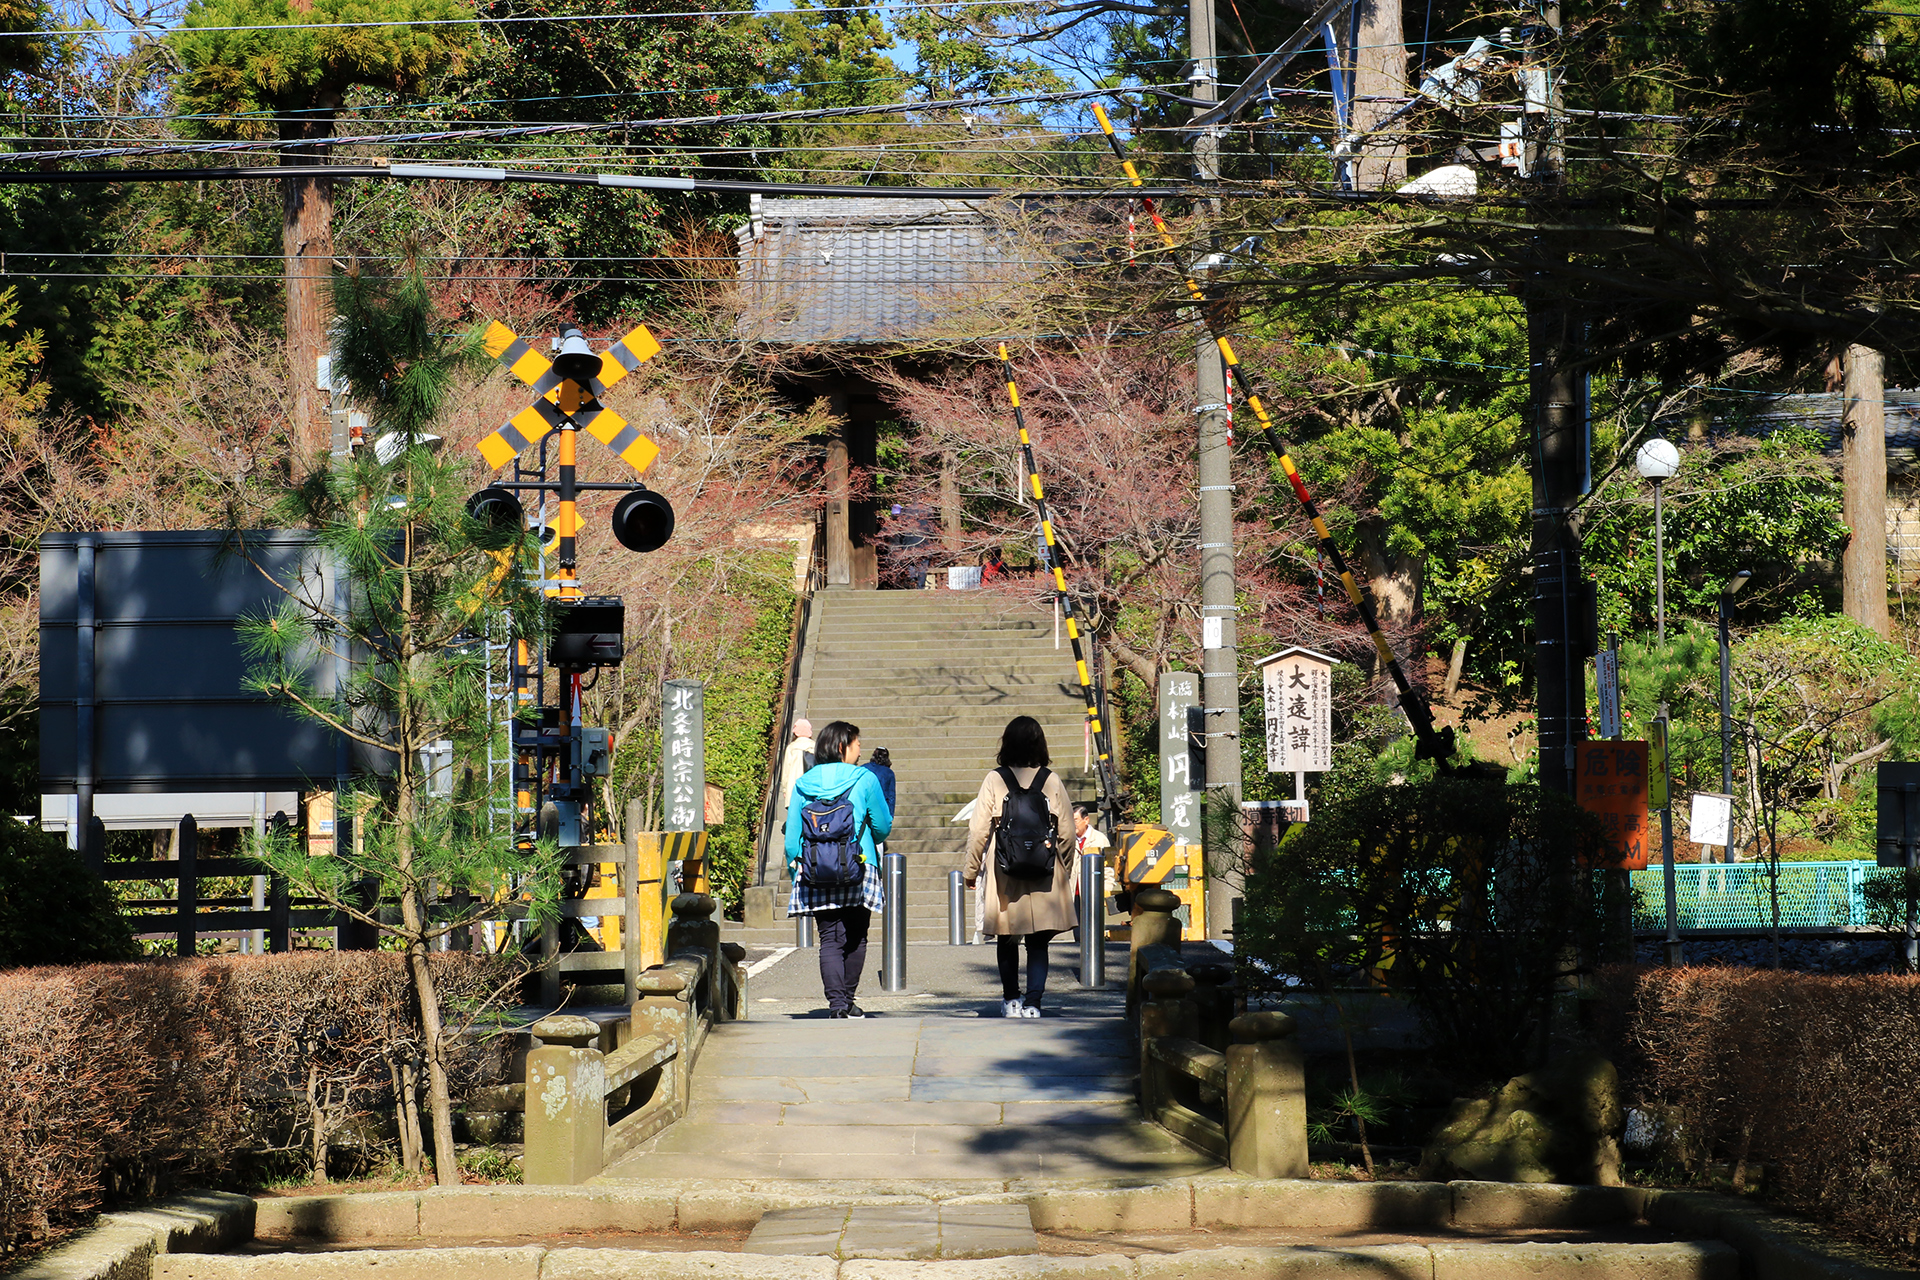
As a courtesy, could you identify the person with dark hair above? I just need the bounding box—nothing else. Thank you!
[863,746,897,815]
[963,715,1075,1017]
[786,720,893,1018]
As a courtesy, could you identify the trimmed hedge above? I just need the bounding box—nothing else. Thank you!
[1603,966,1920,1263]
[0,952,516,1255]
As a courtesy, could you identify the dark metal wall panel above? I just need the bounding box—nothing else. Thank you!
[40,530,345,792]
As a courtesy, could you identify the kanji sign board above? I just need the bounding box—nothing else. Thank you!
[662,679,705,832]
[1574,739,1649,869]
[1159,671,1201,846]
[1257,648,1337,774]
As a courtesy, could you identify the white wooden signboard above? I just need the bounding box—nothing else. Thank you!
[1258,647,1337,774]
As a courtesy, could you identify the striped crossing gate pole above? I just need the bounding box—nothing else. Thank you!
[1088,102,1454,766]
[996,345,1123,828]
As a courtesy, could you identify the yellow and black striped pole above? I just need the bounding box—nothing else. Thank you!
[554,376,582,598]
[998,344,1123,825]
[1089,102,1453,762]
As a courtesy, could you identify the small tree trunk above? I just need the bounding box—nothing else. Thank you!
[1341,1021,1375,1179]
[305,1059,330,1185]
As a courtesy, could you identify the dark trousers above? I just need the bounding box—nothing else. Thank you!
[997,930,1058,1001]
[816,906,871,1012]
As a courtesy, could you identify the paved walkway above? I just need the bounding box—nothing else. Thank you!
[598,947,1221,1182]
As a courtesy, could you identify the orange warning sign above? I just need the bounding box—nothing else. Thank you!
[1575,741,1650,869]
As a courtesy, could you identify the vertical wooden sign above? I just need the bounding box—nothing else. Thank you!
[1159,671,1201,846]
[1257,647,1337,774]
[662,679,705,832]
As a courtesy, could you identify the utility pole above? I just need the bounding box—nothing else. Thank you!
[1526,1,1587,795]
[1190,0,1243,939]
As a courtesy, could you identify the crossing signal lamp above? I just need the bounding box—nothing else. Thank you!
[465,485,524,547]
[611,485,675,553]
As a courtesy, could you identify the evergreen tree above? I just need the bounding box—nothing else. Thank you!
[169,0,476,462]
[239,257,557,1187]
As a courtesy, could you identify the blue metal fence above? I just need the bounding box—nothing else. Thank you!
[1629,861,1895,931]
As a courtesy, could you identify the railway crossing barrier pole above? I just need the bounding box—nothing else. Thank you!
[948,869,966,945]
[1079,850,1107,988]
[881,852,908,991]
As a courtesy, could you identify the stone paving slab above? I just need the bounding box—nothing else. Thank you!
[744,1205,1038,1260]
[907,1078,1136,1103]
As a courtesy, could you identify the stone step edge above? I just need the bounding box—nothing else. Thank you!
[23,1183,1891,1280]
[149,1240,1741,1280]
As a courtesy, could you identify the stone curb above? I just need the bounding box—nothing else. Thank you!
[150,1242,1741,1280]
[1643,1190,1915,1280]
[6,1191,255,1280]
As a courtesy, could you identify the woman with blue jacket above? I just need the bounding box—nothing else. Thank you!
[786,720,893,1018]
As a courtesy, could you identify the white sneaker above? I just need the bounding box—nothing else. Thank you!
[1002,998,1025,1017]
[1021,1000,1042,1018]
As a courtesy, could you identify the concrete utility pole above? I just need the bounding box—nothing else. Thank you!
[1190,0,1244,940]
[1842,343,1891,639]
[1526,2,1587,796]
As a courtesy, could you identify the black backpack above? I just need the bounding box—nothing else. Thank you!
[798,783,866,888]
[993,766,1058,881]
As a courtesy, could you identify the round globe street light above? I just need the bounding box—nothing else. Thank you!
[1635,438,1680,642]
[1636,437,1683,964]
[1634,436,1681,482]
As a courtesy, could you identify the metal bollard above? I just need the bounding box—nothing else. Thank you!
[881,852,908,991]
[795,910,816,948]
[948,869,966,945]
[1079,850,1106,988]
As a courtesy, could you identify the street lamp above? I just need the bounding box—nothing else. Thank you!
[1636,437,1682,963]
[1635,438,1681,643]
[1717,570,1752,866]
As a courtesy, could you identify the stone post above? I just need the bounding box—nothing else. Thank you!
[1226,1011,1308,1179]
[522,1015,605,1185]
[1190,963,1235,1051]
[667,893,722,1012]
[1128,886,1182,1020]
[1138,968,1195,1123]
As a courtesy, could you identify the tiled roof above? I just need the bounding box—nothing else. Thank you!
[734,197,1016,344]
[1736,391,1920,469]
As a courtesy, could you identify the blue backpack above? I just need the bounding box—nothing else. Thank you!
[799,784,866,888]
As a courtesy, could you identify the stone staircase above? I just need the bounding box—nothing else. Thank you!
[732,589,1097,944]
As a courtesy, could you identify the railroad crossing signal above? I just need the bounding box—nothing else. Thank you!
[475,321,663,472]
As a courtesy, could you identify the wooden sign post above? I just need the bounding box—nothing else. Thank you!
[1257,647,1339,821]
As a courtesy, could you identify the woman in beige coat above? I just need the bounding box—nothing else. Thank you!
[964,716,1076,1017]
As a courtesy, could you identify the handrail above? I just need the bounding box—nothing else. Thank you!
[754,504,828,887]
[523,893,746,1184]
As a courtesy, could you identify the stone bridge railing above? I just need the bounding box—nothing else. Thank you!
[523,893,745,1184]
[1127,886,1308,1178]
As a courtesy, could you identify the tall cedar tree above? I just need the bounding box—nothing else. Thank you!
[169,0,475,462]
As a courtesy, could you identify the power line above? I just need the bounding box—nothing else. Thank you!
[0,81,1176,163]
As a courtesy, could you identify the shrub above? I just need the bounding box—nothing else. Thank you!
[1238,774,1621,1080]
[1601,967,1920,1264]
[0,820,137,968]
[0,952,517,1256]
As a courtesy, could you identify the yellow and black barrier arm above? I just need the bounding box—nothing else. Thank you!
[998,343,1124,825]
[1088,102,1454,763]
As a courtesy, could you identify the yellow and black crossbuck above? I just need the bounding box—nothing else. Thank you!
[475,321,664,472]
